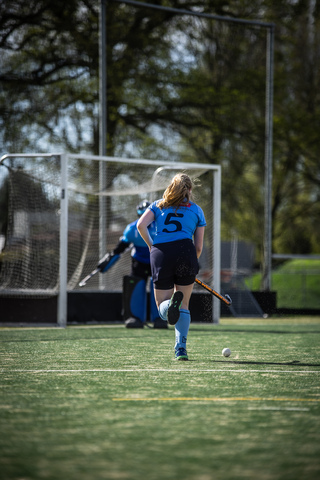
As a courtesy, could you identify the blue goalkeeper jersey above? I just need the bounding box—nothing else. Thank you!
[121,219,155,264]
[149,200,206,245]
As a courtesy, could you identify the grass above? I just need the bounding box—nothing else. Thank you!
[246,259,320,309]
[1,318,320,480]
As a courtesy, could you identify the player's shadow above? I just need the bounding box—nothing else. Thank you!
[192,327,320,335]
[214,359,320,367]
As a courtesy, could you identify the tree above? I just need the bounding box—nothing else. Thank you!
[0,0,319,277]
[0,0,99,153]
[266,0,320,254]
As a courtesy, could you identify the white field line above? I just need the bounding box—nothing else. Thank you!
[1,369,319,405]
[248,407,310,411]
[112,397,319,403]
[1,368,320,374]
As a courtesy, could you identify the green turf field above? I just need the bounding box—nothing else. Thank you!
[1,318,320,480]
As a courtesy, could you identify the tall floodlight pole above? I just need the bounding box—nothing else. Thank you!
[106,0,276,293]
[99,0,107,289]
[263,25,275,291]
[99,0,107,156]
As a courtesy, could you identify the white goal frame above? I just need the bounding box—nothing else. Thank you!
[0,153,221,326]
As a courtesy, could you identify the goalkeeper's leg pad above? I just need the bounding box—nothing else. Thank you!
[123,275,147,324]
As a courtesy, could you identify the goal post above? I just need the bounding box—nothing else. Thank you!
[0,153,221,325]
[58,153,68,328]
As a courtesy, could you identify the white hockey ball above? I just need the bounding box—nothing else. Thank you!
[222,348,231,357]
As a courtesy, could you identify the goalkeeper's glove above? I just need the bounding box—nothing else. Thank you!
[97,252,120,273]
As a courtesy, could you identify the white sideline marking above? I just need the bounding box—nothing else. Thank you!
[248,407,310,411]
[1,368,320,374]
[112,397,319,403]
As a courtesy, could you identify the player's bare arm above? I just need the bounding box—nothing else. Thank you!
[194,226,205,258]
[137,209,155,250]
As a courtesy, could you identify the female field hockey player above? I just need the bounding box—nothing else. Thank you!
[137,173,206,360]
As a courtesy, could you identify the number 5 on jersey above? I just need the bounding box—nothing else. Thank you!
[163,213,183,233]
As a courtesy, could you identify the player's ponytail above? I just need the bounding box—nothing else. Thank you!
[158,173,195,210]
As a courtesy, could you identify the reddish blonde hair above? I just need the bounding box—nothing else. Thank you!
[157,173,195,210]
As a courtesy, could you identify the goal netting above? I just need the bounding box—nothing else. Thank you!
[0,154,221,322]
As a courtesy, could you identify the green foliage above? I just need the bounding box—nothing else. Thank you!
[277,259,320,274]
[0,0,99,153]
[0,0,319,265]
[247,259,320,308]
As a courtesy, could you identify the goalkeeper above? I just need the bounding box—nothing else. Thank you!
[98,200,167,329]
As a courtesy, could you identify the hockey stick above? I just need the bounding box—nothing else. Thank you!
[79,267,100,287]
[195,278,232,306]
[79,253,120,287]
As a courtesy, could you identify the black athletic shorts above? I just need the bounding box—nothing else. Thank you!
[150,238,199,290]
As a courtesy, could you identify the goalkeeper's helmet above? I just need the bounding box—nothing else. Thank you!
[136,200,150,217]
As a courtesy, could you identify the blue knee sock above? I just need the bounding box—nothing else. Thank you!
[175,309,191,351]
[159,300,171,321]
